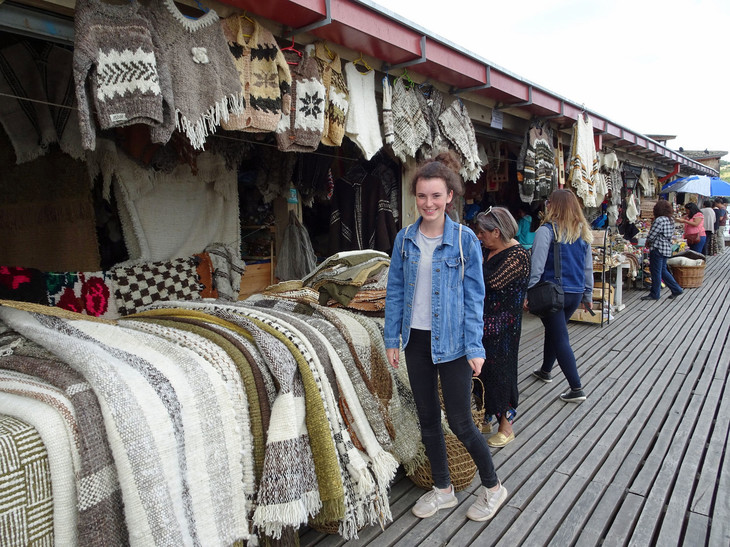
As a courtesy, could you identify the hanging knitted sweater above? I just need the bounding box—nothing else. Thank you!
[72,0,171,151]
[517,121,556,202]
[438,99,483,181]
[415,84,447,158]
[390,78,429,163]
[140,0,243,149]
[343,62,382,160]
[568,115,600,207]
[220,15,291,133]
[311,42,349,146]
[276,50,326,153]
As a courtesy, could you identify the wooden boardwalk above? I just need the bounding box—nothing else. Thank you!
[301,249,730,546]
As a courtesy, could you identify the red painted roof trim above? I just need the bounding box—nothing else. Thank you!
[220,0,715,176]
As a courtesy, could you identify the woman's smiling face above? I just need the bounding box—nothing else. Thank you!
[415,177,452,222]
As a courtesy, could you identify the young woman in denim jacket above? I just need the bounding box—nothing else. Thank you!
[384,150,507,523]
[528,189,593,403]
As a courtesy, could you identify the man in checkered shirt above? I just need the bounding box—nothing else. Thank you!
[641,200,683,301]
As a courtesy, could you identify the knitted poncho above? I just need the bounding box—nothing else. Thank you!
[568,115,600,207]
[312,42,349,146]
[276,50,326,152]
[390,78,429,162]
[220,15,292,133]
[73,0,171,151]
[141,0,243,149]
[438,99,483,182]
[344,63,383,160]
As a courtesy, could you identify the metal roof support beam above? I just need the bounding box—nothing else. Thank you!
[451,66,491,94]
[0,3,74,44]
[542,100,565,120]
[494,86,533,111]
[382,35,427,71]
[282,0,332,37]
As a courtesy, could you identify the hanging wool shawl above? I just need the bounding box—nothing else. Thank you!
[438,99,483,182]
[275,210,318,281]
[390,78,429,162]
[0,41,58,163]
[415,84,447,158]
[568,115,600,207]
[381,76,394,145]
[141,0,243,149]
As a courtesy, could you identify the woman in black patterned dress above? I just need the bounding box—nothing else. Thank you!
[474,207,531,448]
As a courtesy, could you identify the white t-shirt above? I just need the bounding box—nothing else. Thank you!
[410,228,442,330]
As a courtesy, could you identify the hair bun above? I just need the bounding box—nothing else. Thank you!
[433,149,462,174]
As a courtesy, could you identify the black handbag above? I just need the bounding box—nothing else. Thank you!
[527,226,564,317]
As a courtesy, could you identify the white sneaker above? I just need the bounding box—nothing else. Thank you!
[412,485,458,518]
[466,482,508,521]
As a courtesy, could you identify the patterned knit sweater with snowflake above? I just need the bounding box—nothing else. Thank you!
[73,0,173,151]
[517,122,556,202]
[220,15,292,133]
[276,50,326,152]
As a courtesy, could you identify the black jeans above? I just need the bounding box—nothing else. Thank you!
[405,329,498,489]
[539,292,583,389]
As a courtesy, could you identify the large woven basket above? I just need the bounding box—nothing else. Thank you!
[407,378,485,492]
[669,263,706,288]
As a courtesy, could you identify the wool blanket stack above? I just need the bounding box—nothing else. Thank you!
[0,251,422,544]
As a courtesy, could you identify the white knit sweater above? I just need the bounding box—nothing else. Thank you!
[344,63,383,160]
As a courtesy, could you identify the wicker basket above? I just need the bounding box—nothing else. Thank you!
[407,378,485,492]
[669,263,706,288]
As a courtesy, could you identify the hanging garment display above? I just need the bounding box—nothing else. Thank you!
[220,14,292,133]
[343,62,383,160]
[140,0,243,149]
[1,40,83,163]
[112,150,240,262]
[276,49,326,152]
[517,121,556,202]
[438,99,483,182]
[275,210,318,281]
[390,77,429,163]
[415,84,447,158]
[381,76,394,145]
[328,154,400,255]
[72,0,170,151]
[568,114,600,207]
[311,42,349,147]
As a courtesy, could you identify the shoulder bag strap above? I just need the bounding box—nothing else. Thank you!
[552,224,562,284]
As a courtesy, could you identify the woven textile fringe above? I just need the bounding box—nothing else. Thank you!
[0,198,95,231]
[175,95,234,151]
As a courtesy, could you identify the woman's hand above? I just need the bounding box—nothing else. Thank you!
[386,348,399,368]
[523,298,530,311]
[468,357,484,376]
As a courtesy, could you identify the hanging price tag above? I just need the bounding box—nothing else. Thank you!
[490,109,503,129]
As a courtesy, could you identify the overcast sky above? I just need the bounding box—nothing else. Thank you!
[383,0,730,159]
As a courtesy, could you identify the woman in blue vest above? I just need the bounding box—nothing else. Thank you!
[527,189,593,403]
[384,150,506,523]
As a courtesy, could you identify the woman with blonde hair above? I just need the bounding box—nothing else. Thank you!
[527,189,593,403]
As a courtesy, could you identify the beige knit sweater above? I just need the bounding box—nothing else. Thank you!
[220,15,292,133]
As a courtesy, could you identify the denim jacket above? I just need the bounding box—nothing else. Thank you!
[384,215,486,363]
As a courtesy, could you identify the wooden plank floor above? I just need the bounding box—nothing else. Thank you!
[301,249,730,546]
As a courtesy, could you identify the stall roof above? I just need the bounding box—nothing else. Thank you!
[222,0,716,176]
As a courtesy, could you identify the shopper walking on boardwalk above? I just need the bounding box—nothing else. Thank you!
[527,189,593,403]
[385,150,507,522]
[641,200,683,301]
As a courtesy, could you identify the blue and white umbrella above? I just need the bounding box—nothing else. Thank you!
[661,175,730,197]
